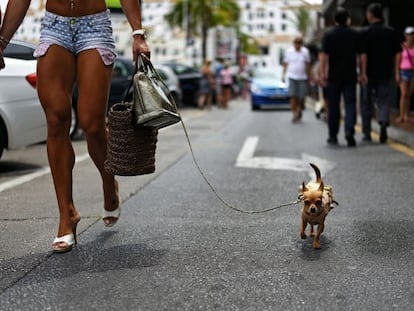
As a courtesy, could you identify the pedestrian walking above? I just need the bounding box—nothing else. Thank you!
[198,59,214,110]
[0,0,149,253]
[319,7,365,147]
[360,2,402,143]
[220,61,234,109]
[213,58,224,106]
[395,26,414,124]
[282,36,312,122]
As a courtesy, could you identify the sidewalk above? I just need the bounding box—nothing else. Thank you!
[386,108,414,148]
[308,98,414,149]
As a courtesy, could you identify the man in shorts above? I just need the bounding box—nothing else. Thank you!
[282,36,312,122]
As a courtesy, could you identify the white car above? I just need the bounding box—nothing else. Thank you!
[0,57,47,159]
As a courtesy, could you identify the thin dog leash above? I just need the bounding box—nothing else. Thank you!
[177,117,301,214]
[136,54,301,214]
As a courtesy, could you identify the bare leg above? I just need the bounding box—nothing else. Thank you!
[397,81,409,123]
[198,94,206,109]
[37,45,80,242]
[290,96,300,122]
[76,50,118,224]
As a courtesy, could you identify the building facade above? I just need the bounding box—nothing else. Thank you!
[5,0,321,70]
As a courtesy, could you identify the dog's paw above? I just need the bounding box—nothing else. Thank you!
[312,241,321,249]
[300,233,307,239]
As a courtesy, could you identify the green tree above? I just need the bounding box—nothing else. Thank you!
[290,6,313,39]
[165,0,240,61]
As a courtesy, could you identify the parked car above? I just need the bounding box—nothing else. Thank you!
[159,61,201,107]
[0,57,46,159]
[2,39,37,60]
[72,57,182,122]
[249,69,290,111]
[155,64,183,107]
[3,39,78,138]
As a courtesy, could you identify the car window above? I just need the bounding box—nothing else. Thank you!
[253,70,282,80]
[167,63,197,75]
[112,61,130,78]
[156,68,168,81]
[3,42,36,60]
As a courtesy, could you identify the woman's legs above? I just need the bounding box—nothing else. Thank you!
[221,86,231,109]
[198,93,206,109]
[76,50,118,224]
[37,45,80,243]
[397,80,409,123]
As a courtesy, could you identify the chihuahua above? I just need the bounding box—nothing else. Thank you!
[298,163,337,249]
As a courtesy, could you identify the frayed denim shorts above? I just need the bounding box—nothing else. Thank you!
[34,10,117,65]
[400,69,414,82]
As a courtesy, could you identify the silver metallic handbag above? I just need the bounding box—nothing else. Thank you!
[132,53,181,129]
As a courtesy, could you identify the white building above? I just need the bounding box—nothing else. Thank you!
[6,0,321,69]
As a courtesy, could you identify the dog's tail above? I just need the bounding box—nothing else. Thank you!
[310,163,322,184]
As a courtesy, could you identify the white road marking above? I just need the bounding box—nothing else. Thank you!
[0,153,90,193]
[236,136,335,178]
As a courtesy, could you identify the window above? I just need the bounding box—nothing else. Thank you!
[3,40,37,60]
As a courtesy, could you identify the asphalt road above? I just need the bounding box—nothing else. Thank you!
[1,99,413,310]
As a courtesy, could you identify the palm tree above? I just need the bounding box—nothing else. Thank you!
[290,6,313,39]
[165,0,240,61]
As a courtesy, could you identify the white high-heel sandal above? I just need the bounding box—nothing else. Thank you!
[52,233,76,253]
[103,180,120,227]
[102,206,121,227]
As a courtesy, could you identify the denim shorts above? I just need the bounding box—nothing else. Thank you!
[34,10,117,65]
[400,69,414,82]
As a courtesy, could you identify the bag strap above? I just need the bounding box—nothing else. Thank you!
[121,53,178,111]
[122,56,142,103]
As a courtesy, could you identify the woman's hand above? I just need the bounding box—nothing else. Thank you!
[132,35,150,61]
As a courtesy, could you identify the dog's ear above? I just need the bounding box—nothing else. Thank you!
[301,182,308,192]
[318,181,324,192]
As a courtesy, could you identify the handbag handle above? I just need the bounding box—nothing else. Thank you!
[122,53,178,111]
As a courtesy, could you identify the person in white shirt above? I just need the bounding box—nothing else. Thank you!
[282,37,312,122]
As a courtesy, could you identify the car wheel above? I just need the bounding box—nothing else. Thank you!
[69,105,79,139]
[251,104,260,111]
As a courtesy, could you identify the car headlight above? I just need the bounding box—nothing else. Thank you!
[250,84,262,94]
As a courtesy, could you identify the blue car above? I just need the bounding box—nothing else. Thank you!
[250,69,290,110]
